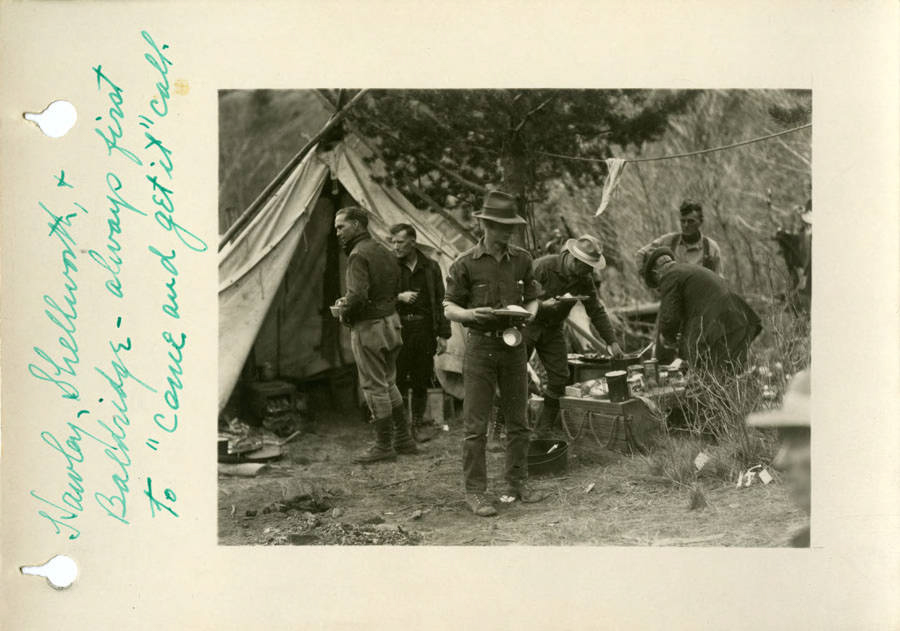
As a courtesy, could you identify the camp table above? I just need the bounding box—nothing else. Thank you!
[559,385,686,454]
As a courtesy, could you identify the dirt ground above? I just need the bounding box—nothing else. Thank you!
[218,408,806,547]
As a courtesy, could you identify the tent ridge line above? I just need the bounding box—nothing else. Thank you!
[219,89,370,252]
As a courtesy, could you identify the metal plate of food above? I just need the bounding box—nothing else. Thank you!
[578,352,612,364]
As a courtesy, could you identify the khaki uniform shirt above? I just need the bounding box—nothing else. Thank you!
[444,239,539,332]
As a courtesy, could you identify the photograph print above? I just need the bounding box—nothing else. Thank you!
[216,88,812,547]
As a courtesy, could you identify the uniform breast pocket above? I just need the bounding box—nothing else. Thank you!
[471,281,494,307]
[500,280,525,306]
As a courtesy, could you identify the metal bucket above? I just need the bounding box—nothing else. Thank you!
[528,439,568,476]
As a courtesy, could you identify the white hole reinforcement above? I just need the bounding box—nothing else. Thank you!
[20,555,78,590]
[23,100,77,138]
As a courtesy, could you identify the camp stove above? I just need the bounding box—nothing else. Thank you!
[242,380,309,437]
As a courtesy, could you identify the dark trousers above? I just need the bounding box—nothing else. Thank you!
[462,333,529,493]
[396,320,435,418]
[525,323,569,429]
[524,323,569,399]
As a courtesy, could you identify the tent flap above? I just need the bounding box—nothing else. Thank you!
[218,152,328,411]
[219,139,473,412]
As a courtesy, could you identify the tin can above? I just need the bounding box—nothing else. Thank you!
[605,370,629,403]
[642,359,658,387]
[627,374,644,396]
[627,364,643,380]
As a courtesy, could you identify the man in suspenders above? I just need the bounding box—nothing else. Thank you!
[636,199,724,276]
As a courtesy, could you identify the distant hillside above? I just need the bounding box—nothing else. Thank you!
[218,89,333,232]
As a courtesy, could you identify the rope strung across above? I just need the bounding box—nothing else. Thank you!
[537,122,811,164]
[540,122,811,216]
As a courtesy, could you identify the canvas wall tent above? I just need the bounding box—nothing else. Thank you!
[218,133,474,413]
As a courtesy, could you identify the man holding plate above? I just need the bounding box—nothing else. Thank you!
[444,190,545,516]
[526,235,623,436]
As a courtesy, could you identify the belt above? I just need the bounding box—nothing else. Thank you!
[400,314,427,322]
[467,328,506,338]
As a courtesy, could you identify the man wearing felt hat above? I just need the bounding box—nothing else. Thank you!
[746,368,811,546]
[444,190,546,516]
[642,246,760,369]
[526,234,623,436]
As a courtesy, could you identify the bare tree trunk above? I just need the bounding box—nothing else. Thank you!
[738,227,761,289]
[500,134,535,249]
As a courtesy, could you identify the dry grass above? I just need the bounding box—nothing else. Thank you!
[545,89,811,308]
[655,303,810,474]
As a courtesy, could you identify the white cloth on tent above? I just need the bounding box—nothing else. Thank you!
[595,158,627,216]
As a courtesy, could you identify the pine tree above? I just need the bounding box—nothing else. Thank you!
[334,89,696,239]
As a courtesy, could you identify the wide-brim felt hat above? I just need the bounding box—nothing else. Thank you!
[746,369,810,428]
[642,246,676,288]
[564,236,606,270]
[472,190,527,225]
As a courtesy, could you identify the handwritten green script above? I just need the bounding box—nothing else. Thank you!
[28,31,205,539]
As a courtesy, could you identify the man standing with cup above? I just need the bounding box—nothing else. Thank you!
[444,190,544,516]
[333,206,418,464]
[526,234,624,436]
[389,222,451,442]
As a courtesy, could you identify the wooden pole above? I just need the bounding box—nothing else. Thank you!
[218,89,370,252]
[565,317,605,352]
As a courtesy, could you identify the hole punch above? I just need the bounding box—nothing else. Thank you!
[20,554,78,590]
[23,100,77,138]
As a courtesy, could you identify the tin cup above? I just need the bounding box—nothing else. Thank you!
[605,370,629,403]
[658,368,669,387]
[502,327,523,347]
